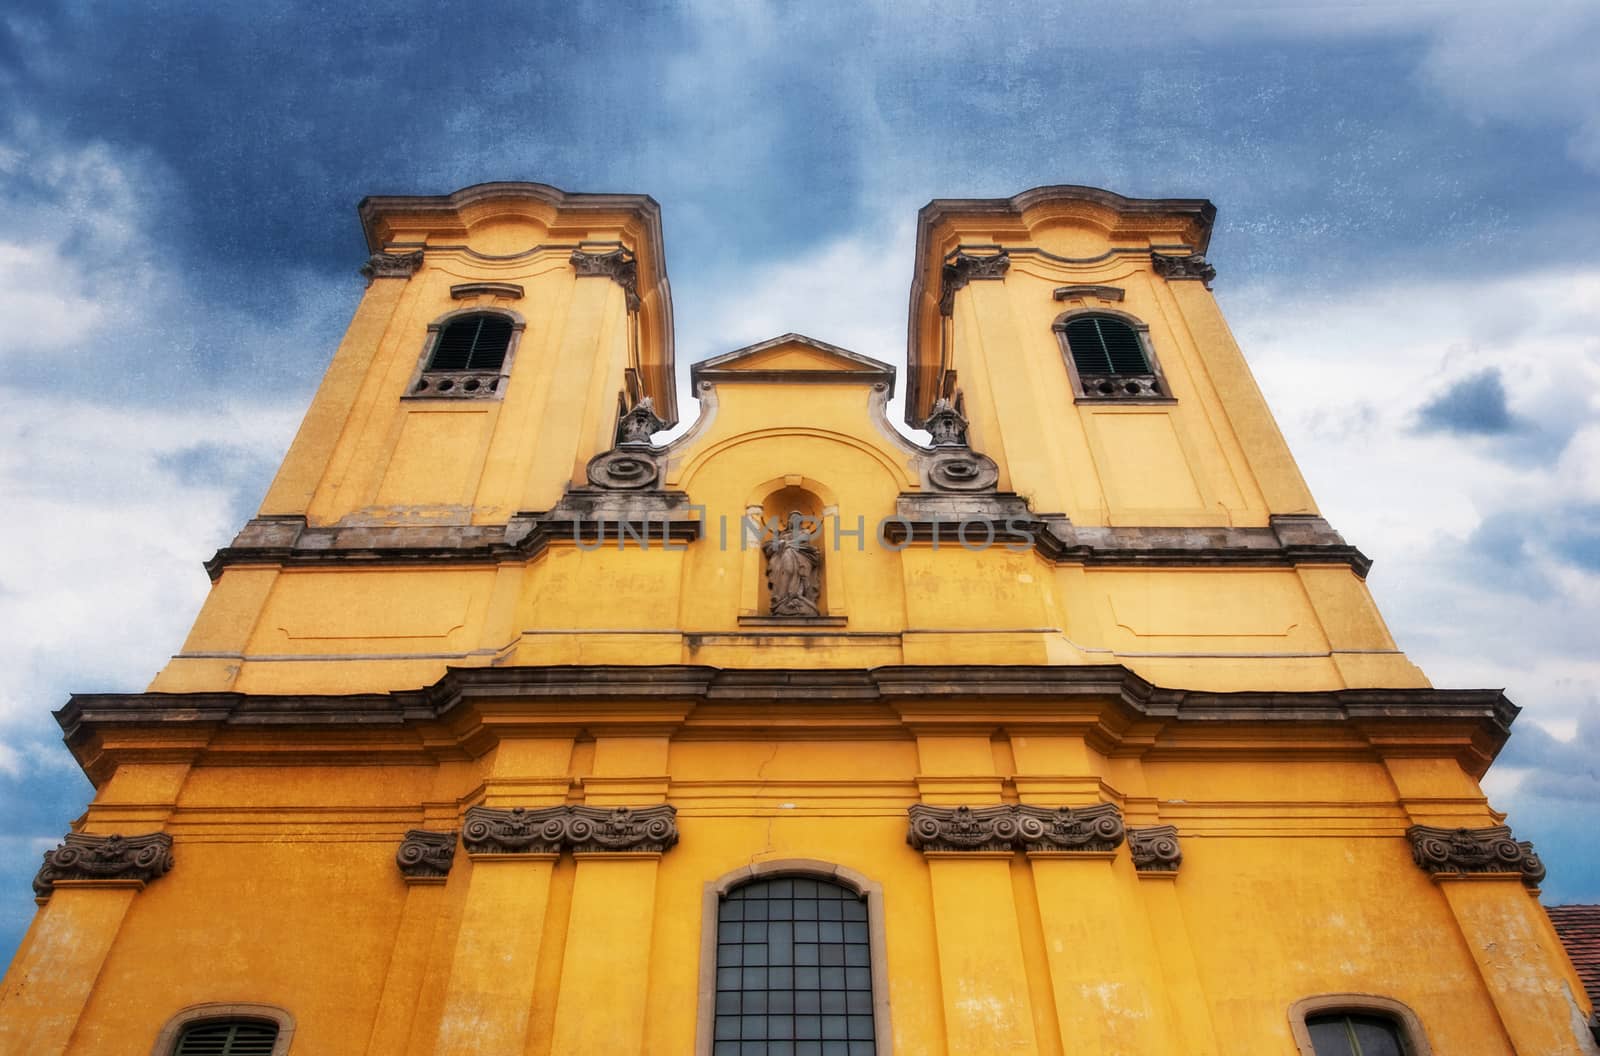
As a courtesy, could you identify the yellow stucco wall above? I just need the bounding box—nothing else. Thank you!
[2,184,1592,1056]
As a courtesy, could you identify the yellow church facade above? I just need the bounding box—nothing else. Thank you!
[1,182,1594,1055]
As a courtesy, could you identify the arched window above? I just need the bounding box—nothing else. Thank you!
[409,309,524,400]
[1289,995,1430,1056]
[428,313,513,371]
[700,862,890,1055]
[1052,311,1168,400]
[151,1003,295,1056]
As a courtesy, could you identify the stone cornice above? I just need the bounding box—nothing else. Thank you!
[202,511,1370,580]
[57,665,1519,783]
[34,832,174,898]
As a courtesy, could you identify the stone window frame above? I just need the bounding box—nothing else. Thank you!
[403,306,526,401]
[697,858,893,1055]
[150,1002,296,1055]
[1052,307,1175,404]
[1288,993,1432,1056]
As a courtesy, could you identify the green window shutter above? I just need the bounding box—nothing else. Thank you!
[1062,316,1150,375]
[429,314,513,371]
[174,1020,279,1056]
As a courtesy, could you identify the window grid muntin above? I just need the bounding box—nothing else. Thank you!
[173,1019,280,1056]
[712,876,876,1056]
[1306,1012,1406,1056]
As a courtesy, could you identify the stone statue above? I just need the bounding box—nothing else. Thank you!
[763,512,822,616]
[616,396,664,446]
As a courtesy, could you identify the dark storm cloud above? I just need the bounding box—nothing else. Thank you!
[1418,369,1516,434]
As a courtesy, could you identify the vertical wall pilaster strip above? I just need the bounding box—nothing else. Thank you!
[926,854,1040,1054]
[547,855,662,1053]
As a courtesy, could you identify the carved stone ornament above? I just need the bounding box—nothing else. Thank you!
[566,805,679,854]
[764,513,823,617]
[939,250,1011,315]
[1150,251,1216,287]
[907,804,1025,853]
[585,448,663,490]
[1017,803,1126,854]
[360,249,425,280]
[617,396,665,446]
[570,247,642,311]
[1406,824,1546,886]
[1128,825,1183,872]
[33,832,174,898]
[396,829,458,881]
[462,805,569,856]
[924,398,969,448]
[926,450,1000,492]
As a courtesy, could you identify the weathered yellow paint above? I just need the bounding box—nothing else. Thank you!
[4,183,1594,1056]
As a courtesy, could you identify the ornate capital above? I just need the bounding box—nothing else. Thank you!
[617,396,665,447]
[1407,825,1545,886]
[1017,803,1125,854]
[34,832,174,898]
[360,249,424,280]
[567,805,678,854]
[939,250,1010,315]
[907,804,1023,853]
[570,247,641,311]
[1150,251,1216,287]
[396,829,457,881]
[586,447,663,490]
[1128,825,1182,873]
[462,805,568,856]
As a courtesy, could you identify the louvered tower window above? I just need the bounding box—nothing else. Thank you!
[173,1020,280,1056]
[428,313,513,371]
[1060,315,1150,375]
[1305,1012,1407,1056]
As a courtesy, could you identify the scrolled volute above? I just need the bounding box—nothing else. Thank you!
[1406,824,1544,886]
[926,450,999,492]
[33,831,174,898]
[360,249,424,280]
[907,804,1020,853]
[1128,824,1182,872]
[462,805,568,856]
[396,829,458,880]
[566,805,679,854]
[1017,802,1125,854]
[586,448,663,490]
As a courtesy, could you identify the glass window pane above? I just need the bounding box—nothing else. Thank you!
[1306,1017,1353,1056]
[1350,1017,1405,1056]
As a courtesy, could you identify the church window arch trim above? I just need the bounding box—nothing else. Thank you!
[406,306,526,401]
[150,1002,296,1056]
[1052,307,1173,403]
[697,859,893,1055]
[1287,993,1432,1056]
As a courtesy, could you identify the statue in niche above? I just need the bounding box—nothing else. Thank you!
[763,512,822,617]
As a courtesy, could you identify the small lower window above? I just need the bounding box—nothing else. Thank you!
[1306,1012,1407,1056]
[174,1020,280,1056]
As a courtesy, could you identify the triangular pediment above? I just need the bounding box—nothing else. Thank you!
[690,333,896,393]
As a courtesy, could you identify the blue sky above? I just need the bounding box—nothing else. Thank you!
[2,1,1598,963]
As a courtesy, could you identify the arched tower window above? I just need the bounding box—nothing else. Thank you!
[1052,310,1170,401]
[409,308,525,400]
[700,862,890,1055]
[1289,995,1431,1056]
[152,1003,295,1056]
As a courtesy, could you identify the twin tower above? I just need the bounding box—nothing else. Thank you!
[2,183,1592,1055]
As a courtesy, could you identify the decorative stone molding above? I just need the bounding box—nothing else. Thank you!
[1052,284,1125,302]
[1128,825,1183,873]
[396,829,457,882]
[938,250,1010,315]
[360,249,424,280]
[616,396,666,446]
[450,281,523,300]
[1017,803,1126,854]
[1150,251,1216,287]
[1406,824,1546,886]
[567,805,679,854]
[926,450,1000,492]
[923,398,968,447]
[570,247,641,311]
[33,831,174,897]
[462,805,569,856]
[908,804,1022,853]
[585,447,663,490]
[1077,372,1164,400]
